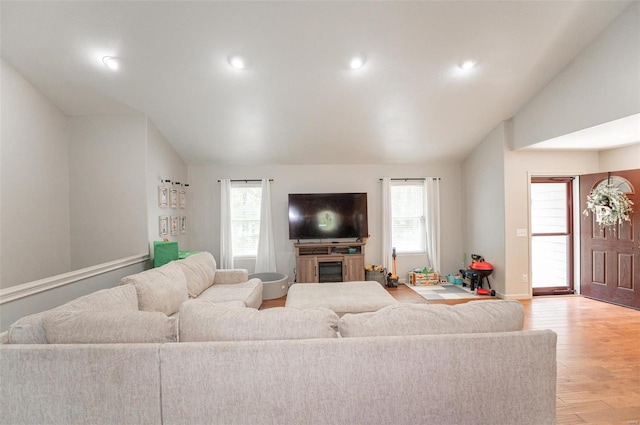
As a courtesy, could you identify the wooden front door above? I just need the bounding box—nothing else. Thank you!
[580,169,639,309]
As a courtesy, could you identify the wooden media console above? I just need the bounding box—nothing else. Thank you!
[294,241,365,283]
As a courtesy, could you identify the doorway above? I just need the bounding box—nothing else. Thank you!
[580,170,639,309]
[530,177,575,295]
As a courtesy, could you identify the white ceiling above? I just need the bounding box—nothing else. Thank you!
[525,113,640,151]
[1,1,634,166]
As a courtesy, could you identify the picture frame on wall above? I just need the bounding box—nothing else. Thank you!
[170,189,178,208]
[159,216,169,236]
[179,190,187,209]
[170,216,179,236]
[158,186,169,208]
[180,216,187,233]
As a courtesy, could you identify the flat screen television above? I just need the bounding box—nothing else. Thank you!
[288,193,368,240]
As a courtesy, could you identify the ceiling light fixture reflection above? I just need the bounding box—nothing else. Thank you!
[349,56,366,69]
[229,56,246,70]
[102,56,119,71]
[460,60,477,70]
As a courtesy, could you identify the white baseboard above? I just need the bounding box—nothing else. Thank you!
[498,292,532,300]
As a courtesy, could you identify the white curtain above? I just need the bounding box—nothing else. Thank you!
[219,178,234,269]
[255,179,276,273]
[380,178,393,273]
[424,178,441,273]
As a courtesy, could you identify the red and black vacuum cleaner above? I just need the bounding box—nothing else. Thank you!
[460,254,496,296]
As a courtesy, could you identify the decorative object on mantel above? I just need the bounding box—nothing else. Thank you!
[583,173,634,230]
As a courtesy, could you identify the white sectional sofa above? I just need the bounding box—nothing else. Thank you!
[3,252,262,345]
[119,251,263,313]
[0,254,557,425]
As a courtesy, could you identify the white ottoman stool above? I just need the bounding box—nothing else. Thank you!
[285,281,399,316]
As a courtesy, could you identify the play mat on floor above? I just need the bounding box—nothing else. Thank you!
[406,283,484,300]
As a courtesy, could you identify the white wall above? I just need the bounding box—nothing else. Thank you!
[461,123,506,296]
[464,120,601,299]
[484,2,640,299]
[1,62,159,331]
[68,114,149,269]
[0,113,189,332]
[1,59,71,288]
[512,2,640,149]
[598,143,640,172]
[188,163,462,282]
[146,119,189,255]
[502,130,599,298]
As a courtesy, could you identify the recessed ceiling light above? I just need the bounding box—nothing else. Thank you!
[349,56,366,69]
[102,56,119,71]
[460,60,477,70]
[229,56,246,70]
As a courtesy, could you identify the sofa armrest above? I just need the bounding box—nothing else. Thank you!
[213,269,249,285]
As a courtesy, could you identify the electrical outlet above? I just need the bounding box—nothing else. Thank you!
[516,228,527,237]
[522,274,528,283]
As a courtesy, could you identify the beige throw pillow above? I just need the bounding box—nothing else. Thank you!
[121,262,188,316]
[179,300,339,342]
[338,300,524,338]
[42,310,177,344]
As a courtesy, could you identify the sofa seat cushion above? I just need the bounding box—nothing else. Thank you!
[121,262,188,316]
[42,310,177,344]
[338,300,524,338]
[174,252,217,297]
[197,279,263,309]
[8,284,139,344]
[179,300,338,342]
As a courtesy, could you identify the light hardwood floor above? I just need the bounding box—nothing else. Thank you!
[262,285,640,425]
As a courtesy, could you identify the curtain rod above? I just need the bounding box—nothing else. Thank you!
[379,177,440,181]
[217,179,274,182]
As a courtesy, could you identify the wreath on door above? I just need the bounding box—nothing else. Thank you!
[583,177,634,229]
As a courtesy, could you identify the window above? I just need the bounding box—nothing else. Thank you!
[390,182,426,253]
[230,183,262,256]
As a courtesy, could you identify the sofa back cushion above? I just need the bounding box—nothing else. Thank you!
[182,252,217,277]
[179,300,339,342]
[338,300,524,338]
[121,262,188,316]
[42,310,177,344]
[8,284,139,344]
[173,252,217,298]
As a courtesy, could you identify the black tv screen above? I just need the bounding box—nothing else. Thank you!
[288,193,368,240]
